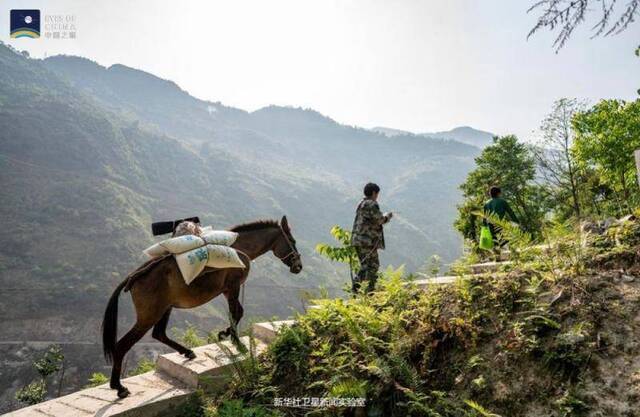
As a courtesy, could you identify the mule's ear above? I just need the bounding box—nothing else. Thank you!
[281,215,289,231]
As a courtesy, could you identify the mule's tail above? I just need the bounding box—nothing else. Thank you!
[102,279,127,364]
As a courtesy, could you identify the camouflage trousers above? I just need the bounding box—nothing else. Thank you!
[353,246,380,293]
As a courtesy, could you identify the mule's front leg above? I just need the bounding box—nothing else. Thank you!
[152,308,196,359]
[219,289,244,343]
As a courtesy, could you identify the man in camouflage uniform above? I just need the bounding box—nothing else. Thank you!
[351,183,393,293]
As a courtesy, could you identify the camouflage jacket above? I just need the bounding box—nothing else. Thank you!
[351,198,388,249]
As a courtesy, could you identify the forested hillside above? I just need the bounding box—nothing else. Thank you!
[0,43,480,410]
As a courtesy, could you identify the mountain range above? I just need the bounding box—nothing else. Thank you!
[372,125,495,148]
[0,42,481,410]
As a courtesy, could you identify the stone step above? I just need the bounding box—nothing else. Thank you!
[501,243,553,258]
[3,371,193,417]
[156,337,266,390]
[413,275,459,287]
[252,320,296,343]
[469,261,512,274]
[306,299,333,311]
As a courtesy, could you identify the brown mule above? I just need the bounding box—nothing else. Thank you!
[102,216,302,398]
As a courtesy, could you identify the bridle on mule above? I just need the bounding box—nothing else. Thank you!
[275,226,299,263]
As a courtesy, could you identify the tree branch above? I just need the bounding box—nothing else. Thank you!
[528,0,639,51]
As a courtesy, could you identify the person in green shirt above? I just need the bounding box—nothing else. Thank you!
[483,186,518,247]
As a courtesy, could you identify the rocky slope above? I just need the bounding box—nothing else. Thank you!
[201,214,640,416]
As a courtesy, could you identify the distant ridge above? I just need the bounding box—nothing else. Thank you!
[421,126,495,148]
[371,126,413,137]
[373,125,495,148]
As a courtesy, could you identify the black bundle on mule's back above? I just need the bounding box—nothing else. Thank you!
[151,216,200,236]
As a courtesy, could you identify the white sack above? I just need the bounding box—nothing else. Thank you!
[143,235,205,258]
[175,244,245,285]
[143,243,170,258]
[143,230,237,259]
[161,235,205,253]
[175,246,209,285]
[202,230,238,246]
[206,244,244,269]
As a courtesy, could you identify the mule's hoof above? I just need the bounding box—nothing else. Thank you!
[117,387,130,399]
[217,330,228,340]
[184,350,196,360]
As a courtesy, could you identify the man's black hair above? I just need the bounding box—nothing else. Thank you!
[490,186,501,198]
[364,182,380,197]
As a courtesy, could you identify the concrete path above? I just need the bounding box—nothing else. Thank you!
[3,334,274,417]
[3,371,192,417]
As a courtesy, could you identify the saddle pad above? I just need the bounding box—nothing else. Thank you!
[175,244,245,285]
[143,230,238,258]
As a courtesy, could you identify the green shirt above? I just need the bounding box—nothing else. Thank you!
[483,197,518,223]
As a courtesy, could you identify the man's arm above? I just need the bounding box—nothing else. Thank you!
[363,201,388,225]
[482,202,489,226]
[505,202,518,223]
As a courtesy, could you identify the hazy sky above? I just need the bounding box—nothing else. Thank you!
[2,0,638,139]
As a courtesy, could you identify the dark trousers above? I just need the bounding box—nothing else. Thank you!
[353,246,380,293]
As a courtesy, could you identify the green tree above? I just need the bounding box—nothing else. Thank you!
[128,359,156,377]
[172,323,207,348]
[637,46,639,95]
[315,225,359,273]
[419,254,442,277]
[455,135,547,240]
[86,372,109,388]
[33,345,64,380]
[533,98,587,220]
[572,99,640,214]
[15,381,46,405]
[16,345,65,405]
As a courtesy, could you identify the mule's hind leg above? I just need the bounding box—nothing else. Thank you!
[110,322,152,398]
[152,308,196,359]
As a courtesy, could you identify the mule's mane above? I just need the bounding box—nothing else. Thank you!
[229,219,280,233]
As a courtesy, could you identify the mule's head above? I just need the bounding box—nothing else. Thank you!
[273,215,302,274]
